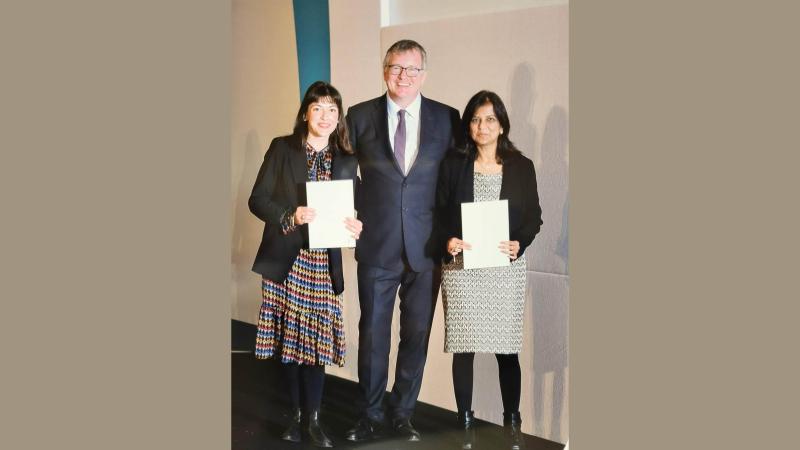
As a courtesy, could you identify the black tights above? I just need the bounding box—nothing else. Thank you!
[282,363,326,412]
[452,353,521,413]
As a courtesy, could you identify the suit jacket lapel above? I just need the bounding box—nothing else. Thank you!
[373,94,406,176]
[418,96,434,149]
[407,96,434,177]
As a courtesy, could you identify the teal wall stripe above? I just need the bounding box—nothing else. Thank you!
[292,0,330,98]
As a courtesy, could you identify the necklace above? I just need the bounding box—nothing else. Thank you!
[475,157,501,174]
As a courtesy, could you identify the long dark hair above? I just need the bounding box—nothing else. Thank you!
[460,90,521,163]
[292,81,353,154]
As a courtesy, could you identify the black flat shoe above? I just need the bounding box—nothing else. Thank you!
[392,417,421,442]
[345,417,382,442]
[281,408,302,443]
[307,410,333,448]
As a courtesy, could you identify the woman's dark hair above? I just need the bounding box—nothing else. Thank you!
[292,81,353,154]
[460,90,521,163]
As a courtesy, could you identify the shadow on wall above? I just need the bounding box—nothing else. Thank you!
[530,276,568,442]
[507,62,570,442]
[548,108,569,274]
[531,105,569,442]
[508,63,538,165]
[231,130,266,320]
[541,106,569,275]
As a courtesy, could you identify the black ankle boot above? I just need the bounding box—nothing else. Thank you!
[307,410,334,447]
[457,410,476,449]
[281,408,302,442]
[503,411,525,450]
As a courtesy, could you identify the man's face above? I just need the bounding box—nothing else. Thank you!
[383,49,427,107]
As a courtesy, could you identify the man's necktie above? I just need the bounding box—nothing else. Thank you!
[394,109,406,173]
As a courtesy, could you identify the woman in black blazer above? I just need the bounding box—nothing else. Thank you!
[249,81,361,448]
[436,91,542,450]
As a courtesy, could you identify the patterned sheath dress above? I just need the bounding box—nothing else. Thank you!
[254,145,346,366]
[441,171,527,354]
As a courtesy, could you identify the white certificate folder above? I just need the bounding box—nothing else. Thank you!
[461,199,510,269]
[306,179,355,249]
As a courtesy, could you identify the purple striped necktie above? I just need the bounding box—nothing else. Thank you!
[394,109,406,173]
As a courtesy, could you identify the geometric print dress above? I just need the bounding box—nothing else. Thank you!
[441,171,527,354]
[254,145,346,366]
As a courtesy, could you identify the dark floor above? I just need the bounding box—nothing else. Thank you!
[232,320,565,450]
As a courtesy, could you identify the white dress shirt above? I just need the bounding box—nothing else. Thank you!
[387,93,422,175]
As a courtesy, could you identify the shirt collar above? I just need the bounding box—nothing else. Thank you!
[305,142,330,155]
[386,93,422,119]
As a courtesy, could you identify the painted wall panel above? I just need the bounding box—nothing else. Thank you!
[231,0,300,323]
[385,0,568,26]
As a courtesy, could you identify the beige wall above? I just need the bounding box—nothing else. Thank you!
[231,0,299,323]
[325,0,383,383]
[330,0,384,109]
[383,0,567,26]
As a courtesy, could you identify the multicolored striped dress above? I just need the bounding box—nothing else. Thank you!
[255,144,346,366]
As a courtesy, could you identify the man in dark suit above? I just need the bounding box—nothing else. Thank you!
[344,39,461,442]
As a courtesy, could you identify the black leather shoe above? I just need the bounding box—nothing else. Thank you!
[393,417,421,442]
[307,410,333,448]
[503,411,525,450]
[345,417,381,442]
[281,408,302,443]
[457,410,476,449]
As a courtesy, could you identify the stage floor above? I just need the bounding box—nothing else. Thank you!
[232,351,565,450]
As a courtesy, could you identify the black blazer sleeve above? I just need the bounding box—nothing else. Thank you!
[248,137,290,225]
[511,156,543,258]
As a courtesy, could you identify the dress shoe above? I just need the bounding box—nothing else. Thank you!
[392,417,421,442]
[281,408,302,443]
[307,410,333,448]
[345,417,381,442]
[503,411,525,450]
[457,410,476,449]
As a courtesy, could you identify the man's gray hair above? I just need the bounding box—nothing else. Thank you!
[383,39,427,69]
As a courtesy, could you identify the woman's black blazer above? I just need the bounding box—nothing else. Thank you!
[436,149,543,263]
[249,135,358,295]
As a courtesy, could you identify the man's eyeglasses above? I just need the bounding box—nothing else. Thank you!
[385,65,424,77]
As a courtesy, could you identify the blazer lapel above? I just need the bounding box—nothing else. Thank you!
[462,152,475,203]
[373,95,406,176]
[407,96,435,177]
[331,148,349,180]
[288,138,308,204]
[499,158,512,201]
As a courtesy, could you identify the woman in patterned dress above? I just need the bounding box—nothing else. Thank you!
[249,81,361,448]
[436,91,543,450]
